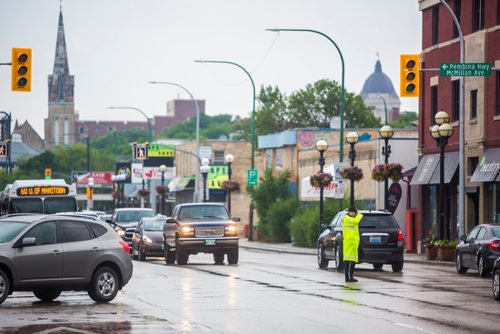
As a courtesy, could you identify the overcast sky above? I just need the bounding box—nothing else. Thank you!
[0,0,421,136]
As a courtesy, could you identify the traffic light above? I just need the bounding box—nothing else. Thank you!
[44,168,52,180]
[400,54,420,97]
[135,144,148,160]
[11,48,32,92]
[0,142,8,157]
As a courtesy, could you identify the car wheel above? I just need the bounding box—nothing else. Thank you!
[176,246,189,265]
[317,243,329,269]
[33,288,61,302]
[138,243,146,261]
[478,255,489,278]
[132,243,138,260]
[227,248,239,265]
[391,260,404,273]
[456,251,468,274]
[0,269,10,305]
[493,269,500,301]
[213,251,225,264]
[164,245,176,264]
[335,246,344,272]
[88,266,119,303]
[373,263,383,271]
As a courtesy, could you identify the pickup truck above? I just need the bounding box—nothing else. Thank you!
[163,203,239,265]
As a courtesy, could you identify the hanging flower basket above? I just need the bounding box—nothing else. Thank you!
[309,172,333,188]
[112,191,123,201]
[137,189,151,198]
[221,180,241,192]
[155,185,169,194]
[371,163,404,183]
[339,166,364,182]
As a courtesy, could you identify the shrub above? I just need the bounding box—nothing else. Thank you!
[261,198,300,243]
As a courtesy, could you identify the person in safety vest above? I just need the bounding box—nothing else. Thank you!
[342,206,363,282]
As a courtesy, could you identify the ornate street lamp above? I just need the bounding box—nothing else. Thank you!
[379,125,394,210]
[430,110,454,239]
[225,153,234,216]
[200,158,210,203]
[346,131,359,208]
[159,164,167,215]
[315,140,328,231]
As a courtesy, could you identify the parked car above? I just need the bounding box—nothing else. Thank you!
[163,203,239,265]
[455,223,500,277]
[317,209,404,272]
[493,257,500,300]
[0,213,133,305]
[131,215,168,261]
[110,208,156,249]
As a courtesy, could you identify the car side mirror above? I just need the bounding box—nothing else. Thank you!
[166,218,177,224]
[320,223,327,231]
[232,217,241,222]
[460,235,467,242]
[22,237,36,247]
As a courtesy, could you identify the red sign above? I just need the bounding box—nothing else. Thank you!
[76,172,113,185]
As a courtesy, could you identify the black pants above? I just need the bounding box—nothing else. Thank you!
[345,261,355,280]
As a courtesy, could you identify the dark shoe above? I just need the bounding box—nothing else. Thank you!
[345,278,358,283]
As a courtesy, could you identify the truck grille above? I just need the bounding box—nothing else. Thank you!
[195,226,224,237]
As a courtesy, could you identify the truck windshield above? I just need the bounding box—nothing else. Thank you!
[45,198,78,214]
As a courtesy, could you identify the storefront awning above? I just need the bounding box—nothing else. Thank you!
[471,147,500,183]
[410,154,439,185]
[428,151,459,185]
[168,176,194,192]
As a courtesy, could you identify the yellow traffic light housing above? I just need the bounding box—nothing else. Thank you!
[400,54,420,97]
[11,48,32,92]
[44,168,52,180]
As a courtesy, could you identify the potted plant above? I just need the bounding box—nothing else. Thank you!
[339,166,364,182]
[155,185,169,194]
[221,180,241,192]
[435,239,458,262]
[137,188,151,198]
[309,171,333,188]
[424,237,438,261]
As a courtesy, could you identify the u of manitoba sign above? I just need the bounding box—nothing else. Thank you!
[440,63,491,77]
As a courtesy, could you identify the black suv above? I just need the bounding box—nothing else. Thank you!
[317,209,404,272]
[110,208,156,249]
[163,203,239,265]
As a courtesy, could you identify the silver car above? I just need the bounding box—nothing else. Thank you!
[0,214,133,305]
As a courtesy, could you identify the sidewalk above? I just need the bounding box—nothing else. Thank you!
[239,239,455,267]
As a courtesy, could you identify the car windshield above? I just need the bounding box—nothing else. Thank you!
[0,221,29,243]
[144,220,164,231]
[492,227,500,238]
[118,210,155,222]
[359,214,399,229]
[179,206,229,220]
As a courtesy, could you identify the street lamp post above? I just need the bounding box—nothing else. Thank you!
[195,59,257,240]
[159,164,167,215]
[265,28,346,163]
[107,106,153,141]
[346,131,359,208]
[200,159,210,203]
[225,153,234,216]
[379,125,394,210]
[315,140,328,232]
[148,81,201,203]
[430,110,454,240]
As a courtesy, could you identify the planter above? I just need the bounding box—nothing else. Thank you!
[437,246,455,262]
[425,245,438,260]
[222,180,241,192]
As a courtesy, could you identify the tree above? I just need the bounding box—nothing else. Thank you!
[255,86,289,135]
[391,111,418,128]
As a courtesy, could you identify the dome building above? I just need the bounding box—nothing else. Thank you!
[360,59,401,124]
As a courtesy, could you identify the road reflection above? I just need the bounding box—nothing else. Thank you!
[1,321,132,334]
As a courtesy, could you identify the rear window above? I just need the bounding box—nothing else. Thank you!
[359,215,399,229]
[89,222,108,237]
[117,210,155,222]
[492,227,500,238]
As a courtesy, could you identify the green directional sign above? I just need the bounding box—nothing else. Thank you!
[247,169,258,186]
[440,63,491,77]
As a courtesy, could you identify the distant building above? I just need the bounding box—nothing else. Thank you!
[12,120,44,150]
[361,59,401,123]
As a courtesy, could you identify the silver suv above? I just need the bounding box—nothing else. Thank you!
[0,214,133,305]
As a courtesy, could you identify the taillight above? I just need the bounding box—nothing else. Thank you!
[397,229,403,242]
[488,240,500,251]
[119,241,130,253]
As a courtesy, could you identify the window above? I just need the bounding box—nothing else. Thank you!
[452,80,460,121]
[468,157,479,176]
[95,127,100,135]
[432,6,440,45]
[476,227,487,240]
[61,221,91,243]
[89,223,108,238]
[473,0,485,32]
[468,226,480,241]
[213,151,225,164]
[431,85,438,120]
[453,0,461,38]
[24,222,57,246]
[496,73,500,116]
[470,89,478,120]
[359,215,399,229]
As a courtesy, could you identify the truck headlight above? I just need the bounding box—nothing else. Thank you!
[180,226,195,236]
[117,229,126,237]
[225,225,237,235]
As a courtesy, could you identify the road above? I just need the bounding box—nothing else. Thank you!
[1,248,499,333]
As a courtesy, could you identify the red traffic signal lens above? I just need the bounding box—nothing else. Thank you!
[17,53,28,62]
[405,84,416,93]
[406,60,416,69]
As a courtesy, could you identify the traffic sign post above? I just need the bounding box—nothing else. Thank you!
[440,63,491,77]
[247,169,258,186]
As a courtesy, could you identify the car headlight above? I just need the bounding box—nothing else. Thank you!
[225,225,237,235]
[180,226,195,236]
[117,229,126,237]
[142,235,153,244]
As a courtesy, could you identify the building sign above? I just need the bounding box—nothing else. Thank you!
[76,172,113,185]
[387,183,402,214]
[17,186,69,197]
[147,144,175,157]
[199,146,212,161]
[440,63,491,77]
[208,165,228,189]
[143,166,175,180]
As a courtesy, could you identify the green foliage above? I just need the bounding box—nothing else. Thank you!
[247,169,291,220]
[260,198,300,243]
[91,129,149,156]
[390,111,418,128]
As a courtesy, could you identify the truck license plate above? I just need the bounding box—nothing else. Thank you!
[370,236,382,243]
[205,239,216,246]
